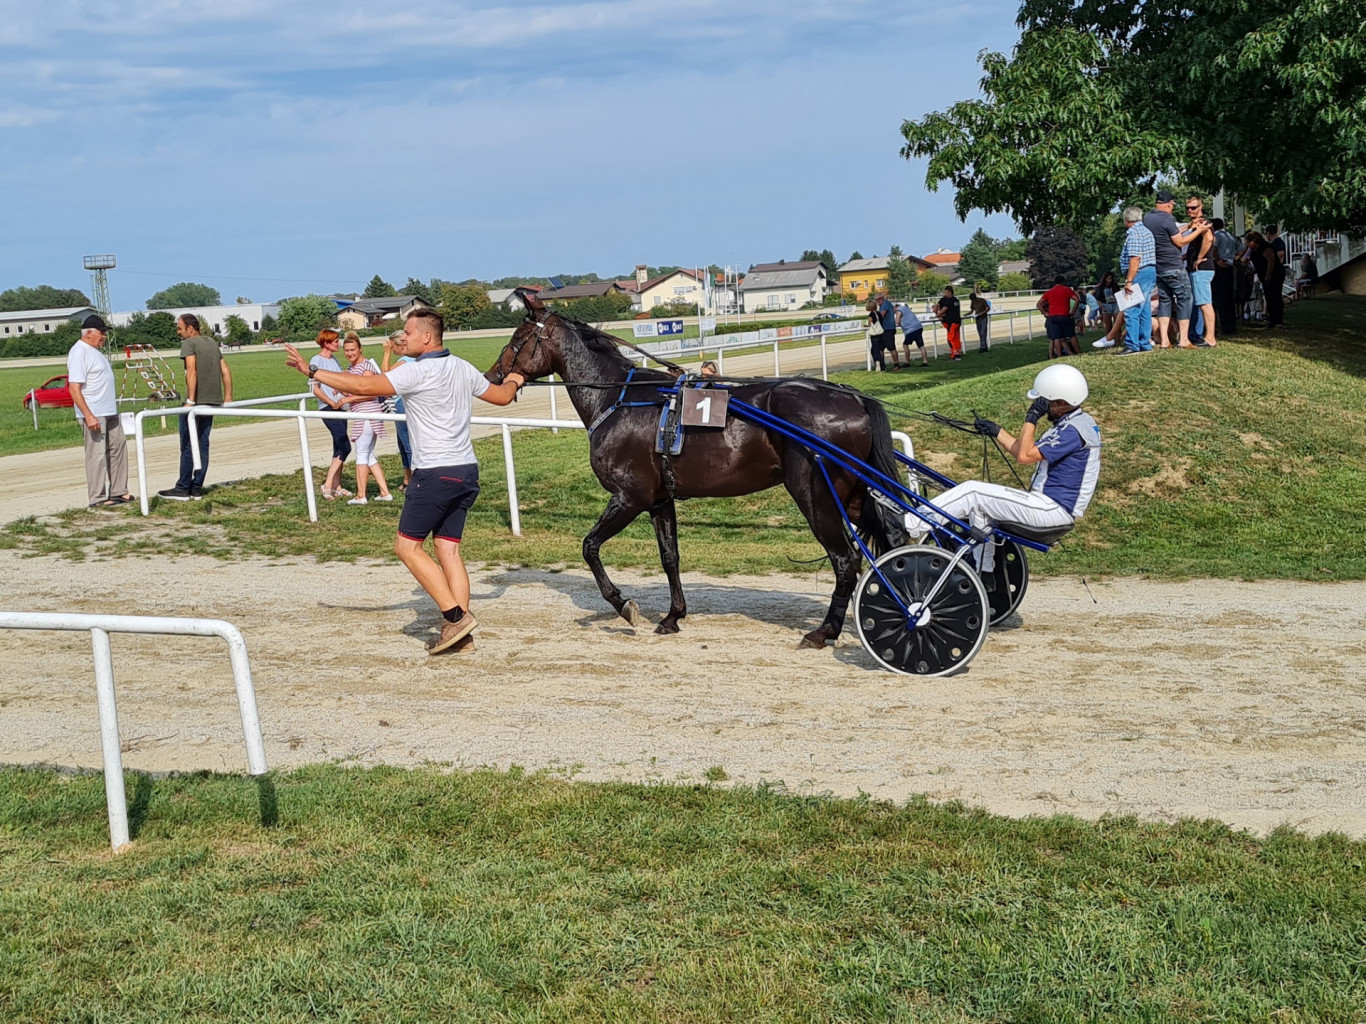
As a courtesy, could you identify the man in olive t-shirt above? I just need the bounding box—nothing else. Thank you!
[158,313,233,500]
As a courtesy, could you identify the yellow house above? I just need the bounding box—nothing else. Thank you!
[837,258,889,302]
[837,254,939,301]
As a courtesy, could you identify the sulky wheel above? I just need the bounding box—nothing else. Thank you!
[852,545,990,677]
[983,539,1030,626]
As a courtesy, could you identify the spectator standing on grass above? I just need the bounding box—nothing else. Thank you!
[1184,196,1217,347]
[1264,224,1288,329]
[935,286,964,360]
[158,314,232,501]
[969,291,992,352]
[1037,276,1080,358]
[67,314,133,508]
[896,301,929,366]
[339,333,394,505]
[1211,218,1240,337]
[1143,189,1207,349]
[284,308,525,655]
[1241,232,1269,326]
[1098,271,1120,337]
[381,329,414,491]
[865,294,900,371]
[310,329,353,499]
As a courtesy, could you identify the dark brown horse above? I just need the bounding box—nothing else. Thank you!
[486,295,906,649]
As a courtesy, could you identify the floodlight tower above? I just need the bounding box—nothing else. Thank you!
[83,255,116,315]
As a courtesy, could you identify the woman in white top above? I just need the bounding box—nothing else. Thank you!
[339,334,393,505]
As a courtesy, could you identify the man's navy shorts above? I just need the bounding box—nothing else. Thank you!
[399,464,480,543]
[903,328,925,348]
[1045,314,1076,340]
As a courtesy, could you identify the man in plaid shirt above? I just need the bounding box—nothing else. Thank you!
[1117,206,1156,354]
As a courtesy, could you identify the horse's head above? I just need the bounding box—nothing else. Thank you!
[486,290,558,384]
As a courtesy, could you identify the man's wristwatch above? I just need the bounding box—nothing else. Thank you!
[307,365,319,379]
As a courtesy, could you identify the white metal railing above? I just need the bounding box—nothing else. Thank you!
[0,611,268,852]
[132,392,313,516]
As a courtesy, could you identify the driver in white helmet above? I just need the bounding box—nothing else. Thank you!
[914,364,1101,564]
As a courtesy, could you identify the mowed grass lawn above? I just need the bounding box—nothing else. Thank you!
[7,295,1366,580]
[3,765,1364,1023]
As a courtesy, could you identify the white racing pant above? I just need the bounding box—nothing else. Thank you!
[909,481,1073,572]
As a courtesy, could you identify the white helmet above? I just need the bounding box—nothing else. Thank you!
[1027,364,1088,406]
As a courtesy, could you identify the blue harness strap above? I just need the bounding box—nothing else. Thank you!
[586,368,670,435]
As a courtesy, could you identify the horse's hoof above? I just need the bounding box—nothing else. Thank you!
[621,600,641,627]
[798,632,827,650]
[655,620,680,635]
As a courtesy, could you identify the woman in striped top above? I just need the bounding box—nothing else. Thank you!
[339,333,394,505]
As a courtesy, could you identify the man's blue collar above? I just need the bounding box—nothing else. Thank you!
[416,348,451,361]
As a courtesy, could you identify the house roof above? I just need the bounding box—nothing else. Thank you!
[0,305,95,323]
[997,260,1030,275]
[540,281,630,301]
[345,294,431,315]
[636,268,707,292]
[923,251,961,266]
[750,260,823,274]
[837,257,888,274]
[738,266,826,291]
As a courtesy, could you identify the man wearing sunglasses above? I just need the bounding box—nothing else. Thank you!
[1143,189,1210,349]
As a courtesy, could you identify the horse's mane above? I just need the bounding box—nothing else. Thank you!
[550,312,674,379]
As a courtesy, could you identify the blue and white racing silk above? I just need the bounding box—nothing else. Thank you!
[1030,409,1102,516]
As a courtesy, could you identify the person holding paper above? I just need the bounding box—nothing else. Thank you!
[1117,206,1156,354]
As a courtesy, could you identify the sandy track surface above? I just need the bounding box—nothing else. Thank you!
[3,550,1364,837]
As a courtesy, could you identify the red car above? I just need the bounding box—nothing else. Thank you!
[22,374,75,410]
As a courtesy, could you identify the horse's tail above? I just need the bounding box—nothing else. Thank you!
[856,397,909,557]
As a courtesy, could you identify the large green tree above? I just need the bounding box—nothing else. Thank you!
[0,285,91,312]
[364,275,397,298]
[277,294,338,335]
[402,277,434,304]
[440,284,491,330]
[1027,226,1088,288]
[958,229,1001,289]
[886,245,914,299]
[901,0,1366,231]
[147,282,222,309]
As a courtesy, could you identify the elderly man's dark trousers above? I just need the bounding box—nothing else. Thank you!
[1212,265,1238,335]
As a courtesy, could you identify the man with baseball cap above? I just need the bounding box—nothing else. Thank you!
[1144,189,1210,348]
[67,314,134,507]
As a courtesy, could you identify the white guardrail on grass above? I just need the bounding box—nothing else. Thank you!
[0,611,268,852]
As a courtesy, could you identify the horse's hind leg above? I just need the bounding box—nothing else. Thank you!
[584,493,646,626]
[786,469,863,650]
[649,499,686,635]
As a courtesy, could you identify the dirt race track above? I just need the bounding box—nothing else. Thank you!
[4,549,1365,838]
[3,336,1366,838]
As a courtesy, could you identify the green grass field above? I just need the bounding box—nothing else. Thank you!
[6,296,1365,580]
[2,765,1363,1023]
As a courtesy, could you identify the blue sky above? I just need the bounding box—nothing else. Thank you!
[2,0,1025,308]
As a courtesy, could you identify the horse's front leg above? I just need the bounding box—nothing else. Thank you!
[583,492,646,626]
[649,499,686,634]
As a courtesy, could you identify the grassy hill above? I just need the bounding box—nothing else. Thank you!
[6,296,1365,580]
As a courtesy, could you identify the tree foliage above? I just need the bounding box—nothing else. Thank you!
[0,285,92,312]
[1028,226,1089,287]
[901,0,1366,231]
[277,294,338,335]
[958,229,1001,289]
[364,275,397,298]
[402,277,434,304]
[147,282,222,309]
[223,315,253,344]
[123,311,180,346]
[886,245,914,299]
[440,284,492,330]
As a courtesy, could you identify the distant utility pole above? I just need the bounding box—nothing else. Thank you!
[83,254,116,315]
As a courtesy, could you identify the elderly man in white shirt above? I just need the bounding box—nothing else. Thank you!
[67,314,133,507]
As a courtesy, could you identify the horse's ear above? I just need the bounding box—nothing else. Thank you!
[519,290,546,316]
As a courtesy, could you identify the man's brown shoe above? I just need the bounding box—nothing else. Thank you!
[427,612,477,655]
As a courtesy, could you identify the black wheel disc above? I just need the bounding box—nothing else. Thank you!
[852,545,990,676]
[983,539,1030,625]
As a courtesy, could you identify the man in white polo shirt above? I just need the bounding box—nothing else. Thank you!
[67,314,133,508]
[285,308,525,654]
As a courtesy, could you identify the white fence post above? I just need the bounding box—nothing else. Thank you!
[0,611,269,852]
[502,423,522,537]
[772,340,780,377]
[90,626,130,850]
[548,373,558,433]
[297,399,317,524]
[29,391,39,431]
[821,335,829,380]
